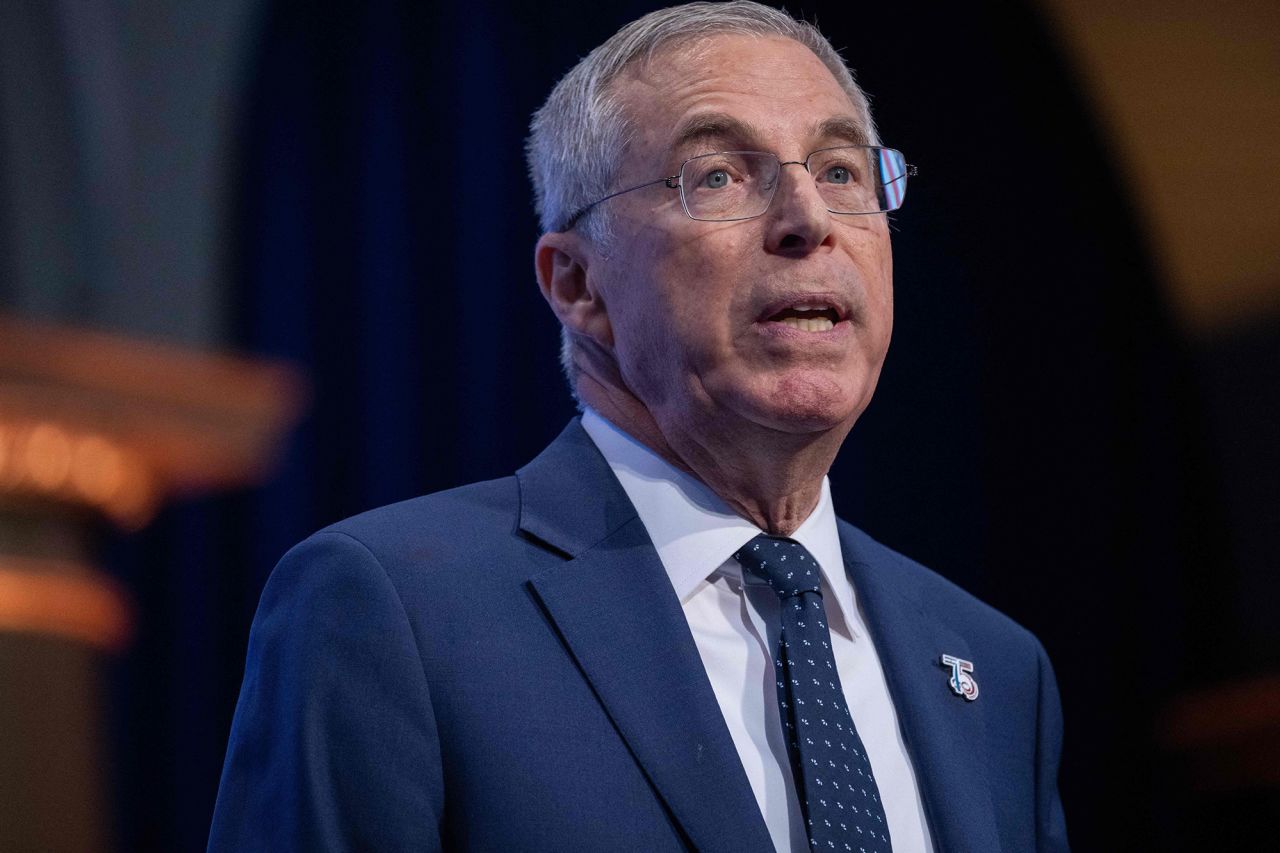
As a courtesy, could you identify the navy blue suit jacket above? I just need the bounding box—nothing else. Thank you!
[209,420,1068,851]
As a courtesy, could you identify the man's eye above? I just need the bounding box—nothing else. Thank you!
[824,165,853,184]
[702,169,731,189]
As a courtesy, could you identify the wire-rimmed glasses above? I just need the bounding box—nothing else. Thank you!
[559,146,916,231]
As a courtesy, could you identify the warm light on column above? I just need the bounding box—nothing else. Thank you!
[0,420,157,530]
[0,557,133,651]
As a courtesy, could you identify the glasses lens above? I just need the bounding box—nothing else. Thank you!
[680,152,779,221]
[876,148,909,212]
[809,147,909,214]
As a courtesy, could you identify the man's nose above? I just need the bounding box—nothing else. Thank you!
[763,161,834,255]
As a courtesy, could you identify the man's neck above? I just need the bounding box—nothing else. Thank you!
[580,377,847,537]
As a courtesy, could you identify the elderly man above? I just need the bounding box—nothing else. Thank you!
[210,2,1068,851]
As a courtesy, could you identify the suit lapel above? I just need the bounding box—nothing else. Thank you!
[519,422,774,853]
[839,523,1002,853]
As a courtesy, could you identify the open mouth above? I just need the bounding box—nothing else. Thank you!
[761,299,848,333]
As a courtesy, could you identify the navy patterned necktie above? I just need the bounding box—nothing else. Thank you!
[735,534,893,853]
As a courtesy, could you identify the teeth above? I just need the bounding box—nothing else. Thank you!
[779,316,835,332]
[791,303,831,312]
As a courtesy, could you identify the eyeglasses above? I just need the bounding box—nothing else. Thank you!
[559,146,916,231]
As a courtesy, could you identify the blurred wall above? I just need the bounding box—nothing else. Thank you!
[0,0,260,345]
[1043,0,1280,671]
[1046,0,1280,336]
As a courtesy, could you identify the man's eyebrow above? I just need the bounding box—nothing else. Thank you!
[813,116,872,147]
[668,113,873,158]
[669,114,760,154]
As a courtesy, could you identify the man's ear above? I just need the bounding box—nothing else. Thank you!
[534,231,613,349]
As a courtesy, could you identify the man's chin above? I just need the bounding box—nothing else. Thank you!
[753,405,855,436]
[733,379,867,437]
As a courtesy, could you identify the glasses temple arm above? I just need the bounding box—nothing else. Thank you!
[557,176,678,231]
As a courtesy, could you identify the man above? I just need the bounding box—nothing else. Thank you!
[210,2,1068,851]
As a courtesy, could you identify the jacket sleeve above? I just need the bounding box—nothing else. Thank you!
[208,531,444,852]
[1034,640,1070,852]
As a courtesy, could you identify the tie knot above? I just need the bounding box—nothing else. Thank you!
[734,534,822,598]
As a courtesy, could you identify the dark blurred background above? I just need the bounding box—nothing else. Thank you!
[0,0,1276,850]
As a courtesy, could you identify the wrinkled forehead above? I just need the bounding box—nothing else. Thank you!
[609,34,868,164]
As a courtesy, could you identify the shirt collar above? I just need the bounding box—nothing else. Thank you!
[580,409,855,629]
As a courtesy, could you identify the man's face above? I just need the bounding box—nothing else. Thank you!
[593,34,894,443]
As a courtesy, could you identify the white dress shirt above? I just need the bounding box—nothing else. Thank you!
[581,409,934,853]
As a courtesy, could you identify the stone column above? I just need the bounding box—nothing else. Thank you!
[0,314,303,852]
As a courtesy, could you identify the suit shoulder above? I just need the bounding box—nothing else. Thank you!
[321,475,518,546]
[265,476,528,590]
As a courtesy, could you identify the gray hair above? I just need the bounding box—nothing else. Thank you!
[525,0,880,402]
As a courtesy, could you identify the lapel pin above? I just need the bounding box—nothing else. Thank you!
[940,654,979,701]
